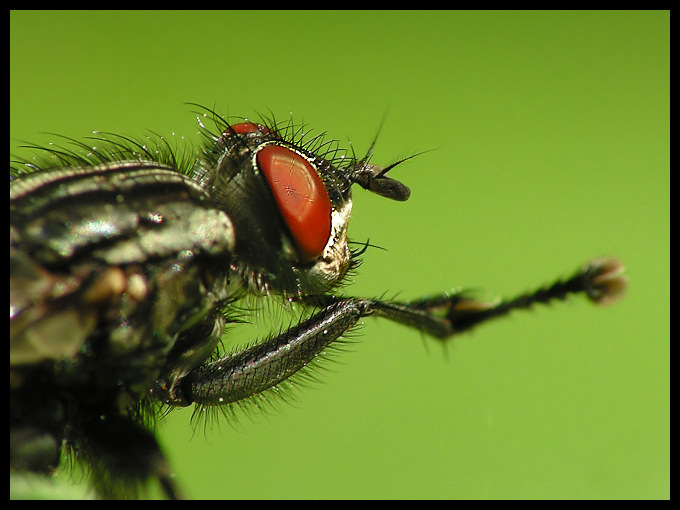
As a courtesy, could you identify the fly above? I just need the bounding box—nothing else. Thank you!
[9,106,627,499]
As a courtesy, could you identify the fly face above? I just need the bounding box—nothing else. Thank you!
[9,107,626,499]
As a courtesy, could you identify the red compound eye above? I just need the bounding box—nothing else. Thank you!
[256,145,332,261]
[229,122,270,135]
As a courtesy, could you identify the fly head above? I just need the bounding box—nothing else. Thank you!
[190,113,413,303]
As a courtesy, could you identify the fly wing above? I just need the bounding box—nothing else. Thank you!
[10,248,98,365]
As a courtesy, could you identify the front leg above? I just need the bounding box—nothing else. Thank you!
[180,299,367,406]
[371,257,627,339]
[180,258,625,407]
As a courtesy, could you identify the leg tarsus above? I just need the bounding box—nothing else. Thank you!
[401,257,627,338]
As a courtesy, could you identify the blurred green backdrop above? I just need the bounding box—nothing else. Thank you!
[10,11,669,500]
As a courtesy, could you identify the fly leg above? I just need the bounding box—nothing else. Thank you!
[369,257,627,339]
[179,259,625,407]
[180,299,366,407]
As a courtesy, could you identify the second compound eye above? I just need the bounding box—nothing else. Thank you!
[256,145,332,261]
[228,122,271,135]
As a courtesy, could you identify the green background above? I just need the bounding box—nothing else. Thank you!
[10,11,669,499]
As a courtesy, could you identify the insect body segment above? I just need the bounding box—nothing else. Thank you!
[9,109,626,499]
